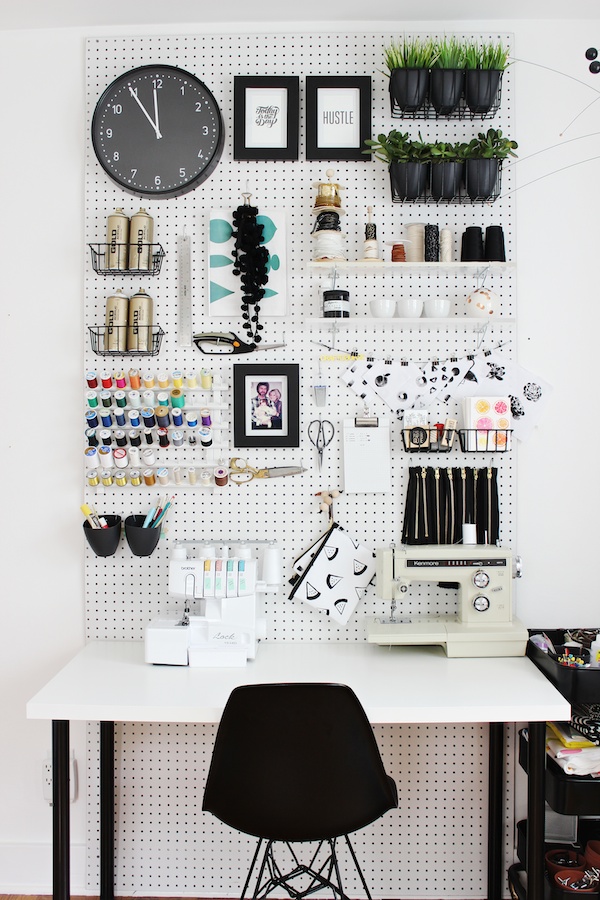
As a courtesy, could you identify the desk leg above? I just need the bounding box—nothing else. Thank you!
[100,721,115,900]
[488,722,504,900]
[52,720,70,900]
[527,722,546,900]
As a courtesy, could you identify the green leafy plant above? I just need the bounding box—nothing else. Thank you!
[464,40,509,70]
[364,130,431,164]
[429,140,469,162]
[432,36,466,69]
[463,128,518,159]
[383,37,438,73]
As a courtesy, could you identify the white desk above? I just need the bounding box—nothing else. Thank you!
[27,641,569,900]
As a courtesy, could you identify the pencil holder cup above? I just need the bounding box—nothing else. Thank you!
[83,515,122,557]
[124,515,161,556]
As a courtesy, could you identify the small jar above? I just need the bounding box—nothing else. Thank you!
[323,289,350,318]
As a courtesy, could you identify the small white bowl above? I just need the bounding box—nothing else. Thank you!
[369,299,396,318]
[396,297,424,318]
[423,297,451,318]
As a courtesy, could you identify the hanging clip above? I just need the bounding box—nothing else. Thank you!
[355,403,378,427]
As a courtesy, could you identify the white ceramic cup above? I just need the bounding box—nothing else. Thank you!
[423,297,451,318]
[369,298,396,318]
[396,296,424,317]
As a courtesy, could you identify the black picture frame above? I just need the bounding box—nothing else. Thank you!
[233,364,300,448]
[234,76,300,161]
[305,76,371,161]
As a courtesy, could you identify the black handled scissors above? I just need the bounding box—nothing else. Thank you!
[193,331,286,354]
[308,418,335,472]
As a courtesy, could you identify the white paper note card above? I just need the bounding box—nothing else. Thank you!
[342,419,392,494]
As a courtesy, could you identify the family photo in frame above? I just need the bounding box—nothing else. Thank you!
[233,364,300,448]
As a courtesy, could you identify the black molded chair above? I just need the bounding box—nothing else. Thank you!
[202,683,398,900]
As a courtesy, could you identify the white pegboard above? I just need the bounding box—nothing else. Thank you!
[84,30,518,897]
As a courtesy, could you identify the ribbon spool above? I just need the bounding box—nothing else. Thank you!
[214,466,229,487]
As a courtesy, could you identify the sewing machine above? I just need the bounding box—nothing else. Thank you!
[367,544,528,657]
[145,541,281,667]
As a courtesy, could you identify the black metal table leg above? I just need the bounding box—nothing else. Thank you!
[488,722,505,900]
[52,720,70,900]
[100,721,115,900]
[527,721,546,900]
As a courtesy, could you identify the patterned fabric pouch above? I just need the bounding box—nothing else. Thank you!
[288,522,376,626]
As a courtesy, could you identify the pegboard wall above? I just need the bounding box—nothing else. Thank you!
[84,30,518,897]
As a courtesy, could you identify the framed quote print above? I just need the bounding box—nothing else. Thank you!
[305,76,371,161]
[234,76,300,160]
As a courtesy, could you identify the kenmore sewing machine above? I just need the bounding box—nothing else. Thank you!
[145,540,281,667]
[367,544,528,657]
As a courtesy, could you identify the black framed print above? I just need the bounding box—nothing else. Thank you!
[305,76,371,161]
[234,76,299,160]
[233,364,300,448]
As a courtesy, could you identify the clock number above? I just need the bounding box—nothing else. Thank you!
[195,102,202,112]
[202,125,209,136]
[112,104,122,115]
[155,176,161,186]
[113,151,120,161]
[179,168,186,178]
[152,78,163,89]
[106,128,113,138]
[131,168,137,178]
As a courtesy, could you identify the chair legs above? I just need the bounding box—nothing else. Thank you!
[241,835,374,900]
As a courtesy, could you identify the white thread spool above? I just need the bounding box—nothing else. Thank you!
[406,224,425,261]
[462,523,477,545]
[440,228,453,263]
[262,544,282,586]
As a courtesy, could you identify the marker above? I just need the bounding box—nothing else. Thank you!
[81,503,101,529]
[142,507,156,528]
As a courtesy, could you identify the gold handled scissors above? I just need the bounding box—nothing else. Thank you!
[308,419,335,472]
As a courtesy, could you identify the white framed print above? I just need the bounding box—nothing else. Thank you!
[234,76,299,160]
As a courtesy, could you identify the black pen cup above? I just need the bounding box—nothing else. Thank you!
[83,515,122,557]
[124,514,161,556]
[461,226,484,261]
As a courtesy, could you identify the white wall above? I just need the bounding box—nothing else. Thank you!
[1,15,599,893]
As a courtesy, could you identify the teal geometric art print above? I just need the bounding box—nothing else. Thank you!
[208,209,288,317]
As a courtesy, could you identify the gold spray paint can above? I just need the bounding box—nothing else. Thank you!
[106,208,129,270]
[128,208,154,270]
[105,289,129,352]
[127,288,153,352]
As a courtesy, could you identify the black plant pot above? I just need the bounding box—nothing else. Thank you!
[464,69,503,116]
[389,161,429,202]
[429,69,464,116]
[430,161,464,201]
[464,158,500,201]
[389,68,429,115]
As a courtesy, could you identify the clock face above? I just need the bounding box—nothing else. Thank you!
[92,65,224,198]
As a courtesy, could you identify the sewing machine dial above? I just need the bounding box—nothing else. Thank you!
[473,570,490,589]
[473,595,491,612]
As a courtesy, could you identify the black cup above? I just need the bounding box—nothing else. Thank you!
[461,226,484,262]
[83,514,122,557]
[124,514,161,556]
[484,225,506,262]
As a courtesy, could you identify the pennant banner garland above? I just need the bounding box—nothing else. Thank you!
[341,348,552,442]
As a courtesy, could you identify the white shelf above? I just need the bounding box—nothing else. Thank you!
[309,260,515,275]
[306,316,515,329]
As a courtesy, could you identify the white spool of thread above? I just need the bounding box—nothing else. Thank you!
[440,228,453,263]
[262,544,282,586]
[462,523,477,545]
[406,224,425,261]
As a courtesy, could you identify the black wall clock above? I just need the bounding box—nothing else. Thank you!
[91,64,224,199]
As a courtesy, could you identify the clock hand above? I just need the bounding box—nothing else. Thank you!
[128,86,162,139]
[153,87,161,139]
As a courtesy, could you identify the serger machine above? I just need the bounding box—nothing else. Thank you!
[367,544,528,657]
[145,541,281,667]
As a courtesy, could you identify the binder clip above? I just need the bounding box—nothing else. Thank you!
[354,404,378,428]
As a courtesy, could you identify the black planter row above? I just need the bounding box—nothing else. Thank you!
[389,158,502,204]
[390,68,503,120]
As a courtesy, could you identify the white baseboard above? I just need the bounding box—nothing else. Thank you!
[0,841,87,894]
